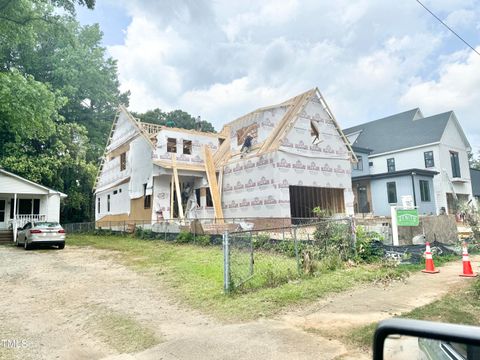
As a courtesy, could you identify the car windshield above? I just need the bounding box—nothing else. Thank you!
[34,222,60,228]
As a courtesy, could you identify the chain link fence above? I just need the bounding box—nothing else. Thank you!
[223,217,356,293]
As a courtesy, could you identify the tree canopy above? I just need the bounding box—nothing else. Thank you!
[134,109,215,133]
[0,0,217,223]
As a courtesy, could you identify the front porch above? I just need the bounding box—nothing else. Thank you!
[0,195,49,230]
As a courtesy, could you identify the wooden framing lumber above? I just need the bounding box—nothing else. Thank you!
[203,145,224,222]
[170,174,174,220]
[213,126,231,167]
[93,108,121,191]
[315,88,358,163]
[172,154,184,219]
[258,89,314,154]
[153,160,205,172]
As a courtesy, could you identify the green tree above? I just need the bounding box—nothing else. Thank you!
[0,0,123,222]
[469,151,480,170]
[135,108,216,132]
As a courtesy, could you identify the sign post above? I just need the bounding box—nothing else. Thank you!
[390,206,399,246]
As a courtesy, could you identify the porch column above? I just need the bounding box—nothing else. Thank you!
[13,193,17,242]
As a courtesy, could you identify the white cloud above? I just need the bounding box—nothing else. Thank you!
[401,47,480,151]
[102,0,480,150]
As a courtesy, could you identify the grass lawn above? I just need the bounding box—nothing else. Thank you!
[344,278,480,350]
[68,234,448,321]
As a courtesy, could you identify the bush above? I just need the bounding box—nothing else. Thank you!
[355,226,384,263]
[176,231,194,244]
[195,234,211,246]
[252,233,271,250]
[472,278,480,299]
[315,253,344,273]
[313,220,353,260]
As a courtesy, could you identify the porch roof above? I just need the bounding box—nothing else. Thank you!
[352,168,439,182]
[0,169,67,197]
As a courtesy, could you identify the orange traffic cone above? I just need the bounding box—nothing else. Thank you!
[422,242,439,274]
[460,242,477,277]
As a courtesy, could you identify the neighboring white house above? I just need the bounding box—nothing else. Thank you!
[94,88,356,226]
[344,108,473,216]
[0,169,67,239]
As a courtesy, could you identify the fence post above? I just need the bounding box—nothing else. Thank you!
[249,231,254,276]
[294,225,301,275]
[223,231,230,294]
[350,216,357,257]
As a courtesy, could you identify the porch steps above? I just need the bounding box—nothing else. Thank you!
[0,230,13,244]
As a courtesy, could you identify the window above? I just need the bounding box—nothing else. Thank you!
[387,158,395,172]
[119,188,122,193]
[352,155,363,171]
[107,194,110,212]
[120,152,126,171]
[424,151,434,168]
[450,151,461,178]
[97,197,100,214]
[195,188,201,207]
[206,188,213,207]
[419,180,431,202]
[183,140,192,155]
[19,199,32,215]
[113,190,118,195]
[143,183,151,209]
[167,138,177,153]
[387,182,397,204]
[33,199,40,215]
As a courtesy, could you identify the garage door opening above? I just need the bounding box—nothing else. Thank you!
[289,186,345,218]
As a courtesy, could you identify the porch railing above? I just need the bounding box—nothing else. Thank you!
[11,214,47,229]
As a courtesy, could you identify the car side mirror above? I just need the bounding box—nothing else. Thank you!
[373,318,480,359]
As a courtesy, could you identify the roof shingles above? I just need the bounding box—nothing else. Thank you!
[344,109,452,155]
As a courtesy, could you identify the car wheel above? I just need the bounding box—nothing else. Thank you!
[24,240,31,250]
[58,243,65,250]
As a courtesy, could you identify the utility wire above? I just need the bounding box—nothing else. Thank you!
[416,0,480,57]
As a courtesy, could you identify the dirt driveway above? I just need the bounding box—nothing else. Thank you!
[0,246,350,360]
[1,245,475,360]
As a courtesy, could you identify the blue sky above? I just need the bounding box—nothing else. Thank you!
[77,0,480,151]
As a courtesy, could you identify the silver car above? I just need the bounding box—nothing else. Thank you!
[17,221,66,250]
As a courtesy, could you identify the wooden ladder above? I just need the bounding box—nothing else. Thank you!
[203,146,224,223]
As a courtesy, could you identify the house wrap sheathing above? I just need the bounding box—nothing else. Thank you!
[93,88,356,224]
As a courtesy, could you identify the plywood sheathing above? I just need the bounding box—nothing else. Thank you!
[119,104,156,149]
[93,108,121,191]
[172,154,184,219]
[170,174,174,220]
[259,89,315,154]
[203,145,224,222]
[315,88,358,163]
[213,126,231,168]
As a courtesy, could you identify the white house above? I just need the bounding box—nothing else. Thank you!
[344,108,473,216]
[0,169,67,240]
[94,88,356,227]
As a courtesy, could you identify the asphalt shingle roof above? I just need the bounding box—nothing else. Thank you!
[343,109,452,155]
[471,168,480,197]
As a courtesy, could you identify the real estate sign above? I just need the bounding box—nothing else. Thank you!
[396,209,419,226]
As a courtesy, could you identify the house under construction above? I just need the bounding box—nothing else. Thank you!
[93,88,356,226]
